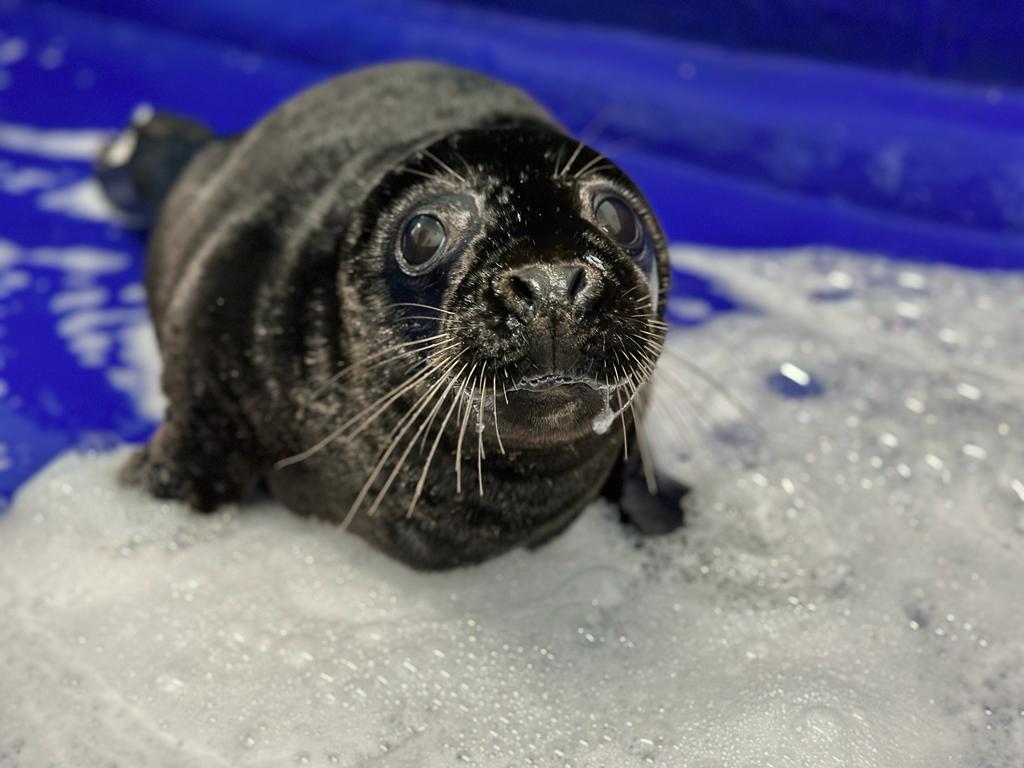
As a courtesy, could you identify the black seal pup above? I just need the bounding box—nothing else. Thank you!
[97,61,685,569]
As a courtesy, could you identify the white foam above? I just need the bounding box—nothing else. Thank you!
[0,268,30,299]
[0,161,60,194]
[1,246,1023,766]
[49,287,110,313]
[38,178,142,226]
[0,122,112,161]
[106,320,166,422]
[26,245,131,274]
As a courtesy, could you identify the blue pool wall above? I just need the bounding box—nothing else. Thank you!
[0,0,1021,500]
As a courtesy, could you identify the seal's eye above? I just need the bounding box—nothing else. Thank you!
[401,214,447,270]
[594,196,643,251]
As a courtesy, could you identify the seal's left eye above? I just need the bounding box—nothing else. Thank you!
[594,196,643,250]
[401,214,446,269]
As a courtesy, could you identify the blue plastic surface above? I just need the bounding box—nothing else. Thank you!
[1,0,1022,501]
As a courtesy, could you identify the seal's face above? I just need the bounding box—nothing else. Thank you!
[350,122,669,450]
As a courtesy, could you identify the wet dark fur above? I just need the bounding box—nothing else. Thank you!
[102,62,678,569]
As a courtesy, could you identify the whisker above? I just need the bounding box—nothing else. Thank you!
[407,361,472,517]
[357,360,470,521]
[576,163,615,179]
[280,353,459,469]
[390,302,456,316]
[280,364,436,468]
[552,144,566,177]
[415,356,466,454]
[421,149,466,183]
[397,166,445,182]
[632,398,658,494]
[325,365,456,529]
[311,336,454,398]
[573,153,608,179]
[341,353,462,440]
[653,363,732,437]
[558,140,586,178]
[621,347,659,381]
[394,316,456,325]
[660,347,762,431]
[491,370,505,455]
[613,369,629,461]
[646,370,718,477]
[476,364,487,496]
[451,149,474,178]
[455,373,479,494]
[632,326,668,342]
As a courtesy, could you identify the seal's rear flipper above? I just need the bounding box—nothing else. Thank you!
[96,105,213,224]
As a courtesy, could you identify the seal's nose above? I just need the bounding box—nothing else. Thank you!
[498,262,596,318]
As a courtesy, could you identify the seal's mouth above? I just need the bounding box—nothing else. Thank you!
[509,373,621,393]
[511,373,606,393]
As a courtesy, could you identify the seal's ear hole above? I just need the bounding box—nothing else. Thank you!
[400,214,447,271]
[594,195,643,252]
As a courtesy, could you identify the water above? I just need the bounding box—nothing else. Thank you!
[1,246,1022,767]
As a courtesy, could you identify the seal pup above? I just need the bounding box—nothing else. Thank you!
[97,61,685,569]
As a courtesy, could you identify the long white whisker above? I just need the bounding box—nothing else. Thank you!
[491,370,505,455]
[573,153,608,179]
[476,364,487,496]
[310,334,452,398]
[391,302,457,316]
[559,140,586,178]
[631,397,658,495]
[342,360,466,527]
[455,373,479,494]
[660,347,762,431]
[614,369,629,461]
[398,166,444,182]
[279,364,437,469]
[280,353,457,470]
[408,368,474,516]
[421,149,466,183]
[336,354,459,442]
[366,362,470,518]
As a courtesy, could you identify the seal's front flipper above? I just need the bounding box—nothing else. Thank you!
[602,448,688,535]
[120,402,261,513]
[96,105,214,223]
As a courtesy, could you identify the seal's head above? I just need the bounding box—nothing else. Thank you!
[343,120,670,451]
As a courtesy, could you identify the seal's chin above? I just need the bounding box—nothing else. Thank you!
[494,373,618,447]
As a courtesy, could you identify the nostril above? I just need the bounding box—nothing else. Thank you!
[567,267,587,304]
[509,275,536,307]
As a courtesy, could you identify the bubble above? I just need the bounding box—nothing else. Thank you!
[767,363,825,398]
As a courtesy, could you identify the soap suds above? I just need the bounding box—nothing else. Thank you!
[37,178,142,226]
[1,247,1022,767]
[0,122,111,161]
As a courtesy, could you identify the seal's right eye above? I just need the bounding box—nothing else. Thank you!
[594,195,643,252]
[400,214,447,271]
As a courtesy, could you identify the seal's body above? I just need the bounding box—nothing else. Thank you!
[99,62,681,569]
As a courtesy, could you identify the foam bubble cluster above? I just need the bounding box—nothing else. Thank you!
[1,247,1022,766]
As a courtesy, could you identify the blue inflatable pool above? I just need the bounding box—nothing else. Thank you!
[1,0,1022,501]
